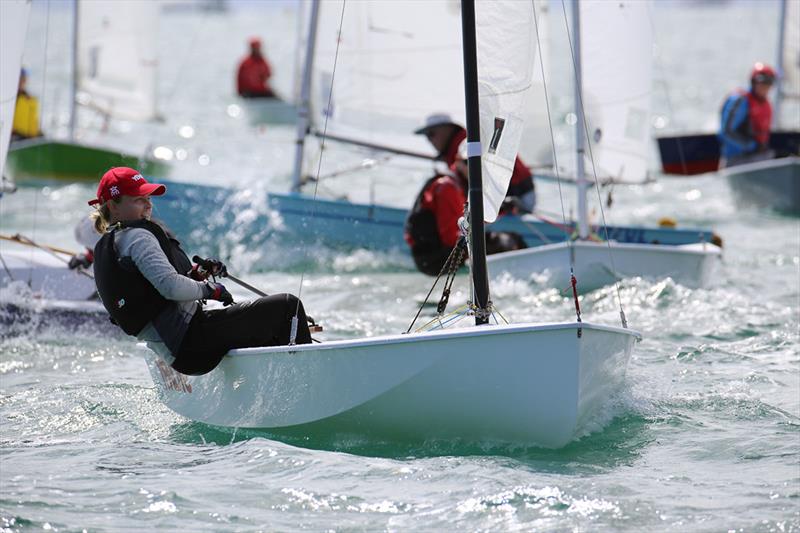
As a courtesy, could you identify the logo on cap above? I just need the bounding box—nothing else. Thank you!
[131,174,143,181]
[110,185,120,197]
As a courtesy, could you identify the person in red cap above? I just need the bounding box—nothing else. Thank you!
[89,167,312,375]
[718,63,777,167]
[236,37,275,98]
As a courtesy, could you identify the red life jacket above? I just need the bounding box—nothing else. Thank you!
[404,174,467,250]
[745,91,772,145]
[237,55,273,96]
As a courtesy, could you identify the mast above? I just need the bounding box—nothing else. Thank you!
[291,0,320,193]
[460,0,490,325]
[68,0,79,140]
[573,0,589,240]
[774,0,787,127]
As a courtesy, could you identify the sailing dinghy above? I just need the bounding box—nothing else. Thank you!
[487,0,721,292]
[142,0,640,448]
[5,0,170,182]
[265,0,718,257]
[720,0,800,215]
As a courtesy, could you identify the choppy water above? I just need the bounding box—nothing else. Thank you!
[1,1,799,531]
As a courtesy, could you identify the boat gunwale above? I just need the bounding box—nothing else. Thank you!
[485,238,723,262]
[720,155,800,176]
[220,321,641,357]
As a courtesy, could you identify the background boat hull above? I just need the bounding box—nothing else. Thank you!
[5,138,169,182]
[724,157,800,215]
[487,240,721,291]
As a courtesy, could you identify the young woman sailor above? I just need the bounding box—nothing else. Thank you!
[89,167,312,375]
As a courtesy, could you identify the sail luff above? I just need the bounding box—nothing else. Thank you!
[291,0,321,192]
[460,0,490,325]
[0,0,31,180]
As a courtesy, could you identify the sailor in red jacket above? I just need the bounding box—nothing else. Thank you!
[236,38,275,98]
[414,113,536,214]
[404,154,527,277]
[404,169,468,276]
[718,63,776,167]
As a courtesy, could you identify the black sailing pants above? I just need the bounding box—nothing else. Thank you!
[172,293,312,376]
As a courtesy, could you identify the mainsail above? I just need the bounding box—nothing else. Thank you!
[777,0,800,129]
[579,0,653,183]
[76,0,160,121]
[0,0,31,180]
[475,0,537,222]
[312,0,464,155]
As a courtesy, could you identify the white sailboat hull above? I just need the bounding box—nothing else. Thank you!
[143,322,639,448]
[487,240,721,292]
[723,156,800,215]
[0,247,96,300]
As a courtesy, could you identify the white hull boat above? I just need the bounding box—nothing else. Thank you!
[0,246,96,300]
[722,156,800,215]
[487,240,721,292]
[144,322,639,448]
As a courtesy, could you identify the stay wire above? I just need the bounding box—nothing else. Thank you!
[560,0,628,327]
[27,0,53,289]
[291,0,348,339]
[405,240,466,334]
[532,0,581,321]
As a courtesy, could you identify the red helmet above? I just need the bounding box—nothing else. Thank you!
[751,63,777,84]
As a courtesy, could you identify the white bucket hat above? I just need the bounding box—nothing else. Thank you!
[413,113,462,135]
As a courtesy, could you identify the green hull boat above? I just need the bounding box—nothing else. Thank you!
[5,138,170,182]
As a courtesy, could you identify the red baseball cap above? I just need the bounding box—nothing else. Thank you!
[88,167,166,206]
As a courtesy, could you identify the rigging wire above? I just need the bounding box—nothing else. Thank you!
[559,0,628,328]
[26,0,54,289]
[290,0,348,343]
[532,0,583,323]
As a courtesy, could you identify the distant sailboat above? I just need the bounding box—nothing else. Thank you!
[656,0,800,182]
[487,0,721,292]
[5,0,170,182]
[142,0,641,448]
[721,0,800,215]
[0,0,102,323]
[266,0,718,260]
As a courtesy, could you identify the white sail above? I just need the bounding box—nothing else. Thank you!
[76,0,160,121]
[780,0,800,100]
[312,0,464,154]
[579,0,652,183]
[475,0,537,222]
[0,0,31,180]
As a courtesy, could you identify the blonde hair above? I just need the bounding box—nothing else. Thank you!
[90,198,120,233]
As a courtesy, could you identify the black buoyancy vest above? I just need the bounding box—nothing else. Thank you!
[94,219,194,336]
[405,176,444,253]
